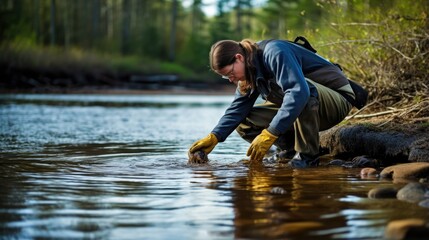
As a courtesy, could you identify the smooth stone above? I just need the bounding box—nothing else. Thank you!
[396,182,428,203]
[418,199,429,208]
[384,218,428,240]
[361,167,378,176]
[368,187,398,199]
[380,162,429,179]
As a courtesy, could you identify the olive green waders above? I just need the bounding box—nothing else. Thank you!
[236,79,353,157]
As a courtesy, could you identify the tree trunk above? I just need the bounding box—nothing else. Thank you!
[121,0,131,55]
[169,0,178,62]
[33,0,41,44]
[91,0,100,49]
[49,0,56,46]
[63,0,71,49]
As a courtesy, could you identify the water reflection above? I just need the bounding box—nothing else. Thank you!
[1,94,428,239]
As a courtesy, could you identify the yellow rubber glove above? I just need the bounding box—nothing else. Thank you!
[247,129,278,162]
[189,133,218,155]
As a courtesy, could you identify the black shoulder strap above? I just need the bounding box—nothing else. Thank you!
[293,36,317,53]
[258,36,317,53]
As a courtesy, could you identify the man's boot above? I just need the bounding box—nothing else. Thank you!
[288,152,319,168]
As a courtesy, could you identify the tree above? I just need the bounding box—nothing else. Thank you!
[49,0,56,46]
[169,0,178,62]
[121,0,131,55]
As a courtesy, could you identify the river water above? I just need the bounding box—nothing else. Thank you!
[1,93,427,240]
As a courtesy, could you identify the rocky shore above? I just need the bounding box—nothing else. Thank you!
[359,163,429,240]
[320,123,429,240]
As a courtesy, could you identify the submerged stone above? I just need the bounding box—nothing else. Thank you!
[188,150,209,164]
[264,221,323,237]
[360,167,378,176]
[418,199,429,208]
[384,218,429,240]
[368,187,398,199]
[270,187,287,195]
[396,182,428,203]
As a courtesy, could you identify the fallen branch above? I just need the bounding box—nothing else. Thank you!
[410,117,429,123]
[345,100,378,120]
[352,109,402,118]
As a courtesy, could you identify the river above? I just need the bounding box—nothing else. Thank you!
[1,94,427,239]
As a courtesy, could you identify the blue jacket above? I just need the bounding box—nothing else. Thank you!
[211,40,342,142]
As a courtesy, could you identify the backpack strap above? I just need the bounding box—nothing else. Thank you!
[258,36,317,53]
[293,36,317,53]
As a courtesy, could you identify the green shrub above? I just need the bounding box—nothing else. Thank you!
[312,0,428,105]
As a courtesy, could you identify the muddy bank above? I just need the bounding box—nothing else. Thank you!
[320,123,429,164]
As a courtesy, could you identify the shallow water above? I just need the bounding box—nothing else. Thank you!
[1,94,428,240]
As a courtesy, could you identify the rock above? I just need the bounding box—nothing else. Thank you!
[188,150,208,164]
[418,199,429,208]
[270,187,287,195]
[319,124,429,163]
[360,167,378,176]
[327,159,345,166]
[368,187,397,199]
[409,137,429,162]
[384,218,429,240]
[396,182,428,203]
[342,155,379,168]
[352,156,379,167]
[380,162,429,179]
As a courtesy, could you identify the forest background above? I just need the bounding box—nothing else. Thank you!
[0,0,428,122]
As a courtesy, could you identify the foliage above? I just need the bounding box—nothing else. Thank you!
[1,0,428,112]
[308,0,428,116]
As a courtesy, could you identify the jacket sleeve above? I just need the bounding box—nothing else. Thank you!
[263,42,310,135]
[211,87,259,142]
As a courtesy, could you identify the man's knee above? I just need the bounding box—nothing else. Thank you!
[235,122,262,143]
[235,123,248,138]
